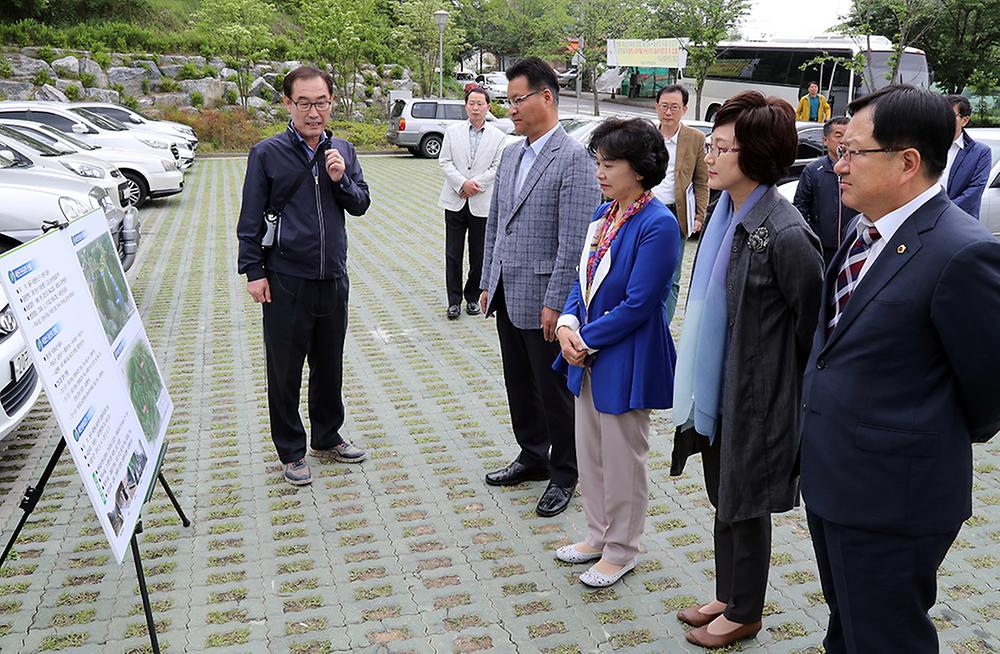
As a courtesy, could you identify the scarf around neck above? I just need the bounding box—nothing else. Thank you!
[586,191,653,299]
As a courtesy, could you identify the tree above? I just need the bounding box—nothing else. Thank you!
[843,0,939,87]
[573,0,646,116]
[196,0,276,109]
[298,0,390,116]
[672,0,750,118]
[393,0,468,97]
[474,0,570,68]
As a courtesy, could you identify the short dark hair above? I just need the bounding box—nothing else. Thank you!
[283,66,334,98]
[823,116,850,137]
[588,117,669,190]
[848,84,953,177]
[808,80,819,88]
[945,94,972,117]
[506,57,559,104]
[656,84,688,106]
[465,85,490,103]
[713,91,797,186]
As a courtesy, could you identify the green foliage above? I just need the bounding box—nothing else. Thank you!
[111,82,124,94]
[190,90,204,107]
[93,51,112,69]
[141,78,150,94]
[0,58,11,79]
[158,77,180,92]
[489,100,507,117]
[197,0,276,109]
[673,0,751,118]
[31,68,53,86]
[465,0,569,65]
[393,0,468,98]
[390,64,404,79]
[176,62,204,80]
[122,94,140,110]
[79,71,95,87]
[64,83,81,100]
[36,46,57,63]
[4,0,151,23]
[223,86,239,105]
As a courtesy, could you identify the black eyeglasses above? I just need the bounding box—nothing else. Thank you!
[510,90,542,107]
[292,100,332,111]
[836,145,909,161]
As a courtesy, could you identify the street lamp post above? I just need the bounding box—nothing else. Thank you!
[433,10,449,98]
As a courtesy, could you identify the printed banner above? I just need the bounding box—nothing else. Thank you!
[0,209,171,563]
[607,39,687,69]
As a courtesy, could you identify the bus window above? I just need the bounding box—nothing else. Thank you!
[856,51,930,96]
[751,50,793,86]
[707,48,757,80]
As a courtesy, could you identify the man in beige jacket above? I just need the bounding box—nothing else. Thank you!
[438,86,507,320]
[650,84,710,323]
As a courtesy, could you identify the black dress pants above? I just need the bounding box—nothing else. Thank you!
[807,509,958,654]
[702,435,771,623]
[445,203,486,307]
[263,271,348,463]
[493,280,577,487]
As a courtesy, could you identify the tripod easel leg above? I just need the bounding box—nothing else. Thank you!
[156,472,190,527]
[131,522,160,654]
[0,438,66,569]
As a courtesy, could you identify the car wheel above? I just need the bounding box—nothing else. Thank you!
[420,134,443,159]
[121,171,149,208]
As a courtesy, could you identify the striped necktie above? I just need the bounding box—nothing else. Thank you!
[828,224,881,335]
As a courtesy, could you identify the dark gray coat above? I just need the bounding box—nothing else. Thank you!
[671,186,824,523]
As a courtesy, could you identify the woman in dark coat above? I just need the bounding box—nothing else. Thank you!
[670,91,824,649]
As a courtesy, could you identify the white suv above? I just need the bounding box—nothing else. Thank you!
[386,98,513,158]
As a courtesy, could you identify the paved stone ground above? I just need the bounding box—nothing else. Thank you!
[0,155,999,653]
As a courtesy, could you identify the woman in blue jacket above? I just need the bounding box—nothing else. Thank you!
[552,117,679,588]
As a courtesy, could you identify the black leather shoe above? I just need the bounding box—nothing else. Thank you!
[485,461,549,486]
[466,301,481,316]
[447,305,461,320]
[536,482,575,517]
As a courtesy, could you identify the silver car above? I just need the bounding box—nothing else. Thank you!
[386,98,513,158]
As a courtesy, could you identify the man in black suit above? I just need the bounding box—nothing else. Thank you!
[799,85,1000,653]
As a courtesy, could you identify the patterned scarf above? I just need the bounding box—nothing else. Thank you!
[586,191,654,299]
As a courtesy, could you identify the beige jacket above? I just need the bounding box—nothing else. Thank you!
[437,120,506,217]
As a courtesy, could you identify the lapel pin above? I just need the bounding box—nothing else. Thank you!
[897,244,907,254]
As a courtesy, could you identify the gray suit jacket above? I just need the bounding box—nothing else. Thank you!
[481,126,600,329]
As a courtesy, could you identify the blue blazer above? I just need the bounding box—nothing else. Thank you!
[552,199,679,415]
[947,131,992,219]
[799,190,1000,536]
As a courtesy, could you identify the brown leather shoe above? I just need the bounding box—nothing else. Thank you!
[685,620,762,648]
[676,604,723,628]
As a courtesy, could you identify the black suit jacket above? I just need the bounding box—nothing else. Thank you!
[800,190,1000,536]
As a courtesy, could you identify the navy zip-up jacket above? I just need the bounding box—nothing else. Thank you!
[237,127,370,282]
[793,154,856,257]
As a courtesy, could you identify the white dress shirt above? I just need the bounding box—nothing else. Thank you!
[651,127,679,206]
[852,183,940,285]
[515,123,560,196]
[939,134,964,191]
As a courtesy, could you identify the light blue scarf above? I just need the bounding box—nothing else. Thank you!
[673,185,768,442]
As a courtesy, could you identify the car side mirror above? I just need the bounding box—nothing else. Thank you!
[130,116,143,124]
[71,123,88,134]
[0,150,15,161]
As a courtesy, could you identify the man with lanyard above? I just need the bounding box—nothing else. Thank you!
[237,66,371,486]
[650,84,709,324]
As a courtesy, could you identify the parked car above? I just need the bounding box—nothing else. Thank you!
[68,106,195,171]
[0,126,128,211]
[556,68,578,88]
[0,226,42,440]
[965,128,1000,236]
[69,102,198,152]
[476,72,509,101]
[0,150,139,270]
[455,71,475,84]
[0,119,184,209]
[386,98,514,158]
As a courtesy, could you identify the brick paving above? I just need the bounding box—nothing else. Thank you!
[0,155,997,653]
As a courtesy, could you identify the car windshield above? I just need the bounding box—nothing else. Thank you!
[0,125,70,155]
[70,107,126,131]
[0,151,17,169]
[35,124,97,151]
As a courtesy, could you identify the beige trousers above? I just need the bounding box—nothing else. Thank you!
[575,372,652,565]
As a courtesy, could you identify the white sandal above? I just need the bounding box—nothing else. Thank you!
[580,560,636,587]
[555,544,602,564]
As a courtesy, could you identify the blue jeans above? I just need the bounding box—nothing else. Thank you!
[663,227,686,324]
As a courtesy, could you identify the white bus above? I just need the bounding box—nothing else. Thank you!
[679,36,931,121]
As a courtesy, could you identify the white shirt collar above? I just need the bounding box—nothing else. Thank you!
[953,133,965,150]
[661,125,680,144]
[468,119,486,132]
[523,123,560,156]
[858,183,940,242]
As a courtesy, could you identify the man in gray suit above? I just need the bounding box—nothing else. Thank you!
[479,57,601,517]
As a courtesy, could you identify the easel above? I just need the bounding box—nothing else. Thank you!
[0,438,189,654]
[0,219,190,654]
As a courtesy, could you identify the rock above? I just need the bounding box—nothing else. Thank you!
[281,60,302,72]
[263,72,279,87]
[249,76,278,102]
[84,87,120,103]
[0,80,35,101]
[148,92,189,108]
[179,77,229,105]
[51,55,79,77]
[351,111,365,123]
[252,63,273,79]
[79,58,108,87]
[360,63,377,72]
[371,85,383,101]
[7,54,53,79]
[157,55,187,66]
[187,55,206,68]
[219,67,237,80]
[390,78,416,92]
[159,64,183,79]
[247,96,272,110]
[134,60,161,82]
[208,57,225,70]
[107,67,147,96]
[35,83,69,102]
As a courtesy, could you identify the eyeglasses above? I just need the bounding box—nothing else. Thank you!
[292,100,332,112]
[704,143,740,157]
[657,103,684,113]
[509,90,542,107]
[836,144,909,161]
